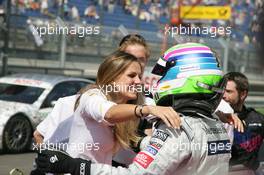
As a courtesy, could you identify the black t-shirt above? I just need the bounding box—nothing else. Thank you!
[230,106,264,170]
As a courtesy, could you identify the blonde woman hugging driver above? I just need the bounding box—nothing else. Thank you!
[65,51,181,165]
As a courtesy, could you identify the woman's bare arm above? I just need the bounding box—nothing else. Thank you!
[105,104,181,128]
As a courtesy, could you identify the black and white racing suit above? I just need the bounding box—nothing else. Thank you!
[90,112,231,175]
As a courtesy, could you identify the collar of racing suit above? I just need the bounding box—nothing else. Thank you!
[154,98,220,130]
[171,98,218,118]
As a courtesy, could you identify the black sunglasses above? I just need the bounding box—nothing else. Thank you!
[119,34,146,46]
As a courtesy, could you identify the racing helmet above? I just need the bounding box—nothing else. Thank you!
[152,43,225,105]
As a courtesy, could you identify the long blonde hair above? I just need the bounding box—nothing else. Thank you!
[75,51,144,150]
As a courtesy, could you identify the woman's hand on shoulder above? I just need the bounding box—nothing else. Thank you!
[143,106,181,129]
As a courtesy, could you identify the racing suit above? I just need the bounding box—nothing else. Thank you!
[36,102,232,175]
[90,112,231,175]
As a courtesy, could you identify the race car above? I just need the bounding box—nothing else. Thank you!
[0,73,93,152]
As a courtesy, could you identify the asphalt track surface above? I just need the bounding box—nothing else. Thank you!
[0,152,36,175]
[0,146,263,175]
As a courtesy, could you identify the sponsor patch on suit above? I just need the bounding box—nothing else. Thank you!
[152,129,169,142]
[133,151,154,169]
[146,145,158,156]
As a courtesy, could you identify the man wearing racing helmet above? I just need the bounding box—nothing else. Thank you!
[35,43,232,175]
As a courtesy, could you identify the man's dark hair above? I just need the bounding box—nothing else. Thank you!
[224,72,249,93]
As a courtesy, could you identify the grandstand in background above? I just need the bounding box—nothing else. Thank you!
[0,0,263,107]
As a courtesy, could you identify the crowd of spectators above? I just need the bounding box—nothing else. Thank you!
[97,0,263,44]
[250,0,263,45]
[8,0,264,44]
[221,0,263,45]
[119,0,170,22]
[10,0,100,22]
